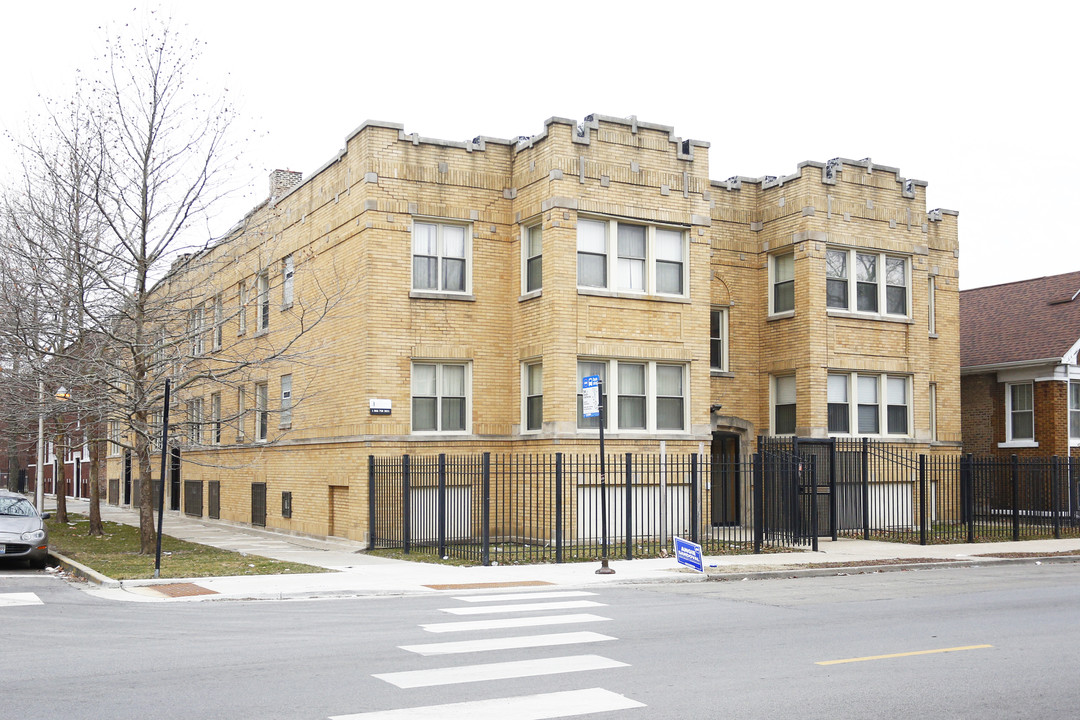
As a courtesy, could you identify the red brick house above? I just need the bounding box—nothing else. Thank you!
[960,271,1080,457]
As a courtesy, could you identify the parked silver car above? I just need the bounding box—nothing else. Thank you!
[0,490,50,569]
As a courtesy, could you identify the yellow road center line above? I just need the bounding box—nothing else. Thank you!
[816,644,993,666]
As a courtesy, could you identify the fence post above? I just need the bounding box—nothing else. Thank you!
[690,453,700,544]
[861,436,870,540]
[809,455,819,553]
[437,453,447,559]
[555,453,564,564]
[919,454,928,546]
[753,451,764,554]
[482,453,491,566]
[1011,454,1020,542]
[625,453,633,561]
[963,453,975,544]
[402,454,411,556]
[1051,455,1061,540]
[368,455,376,551]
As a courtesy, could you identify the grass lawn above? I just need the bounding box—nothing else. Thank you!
[47,514,332,581]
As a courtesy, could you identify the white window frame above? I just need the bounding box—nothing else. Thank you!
[522,361,543,433]
[150,411,163,453]
[1004,381,1036,446]
[575,359,688,434]
[411,220,472,295]
[255,382,269,442]
[1070,381,1080,444]
[237,282,247,336]
[826,373,913,438]
[189,398,203,445]
[770,252,794,316]
[190,307,205,356]
[210,392,222,445]
[929,382,938,442]
[710,307,729,372]
[928,276,937,336]
[826,247,911,318]
[236,386,246,441]
[279,374,292,428]
[282,255,295,308]
[575,217,688,297]
[522,223,542,295]
[256,270,270,333]
[771,374,797,435]
[411,362,471,434]
[213,293,223,351]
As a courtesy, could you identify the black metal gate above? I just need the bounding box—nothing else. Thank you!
[184,480,203,517]
[208,481,220,519]
[251,482,266,527]
[169,448,181,511]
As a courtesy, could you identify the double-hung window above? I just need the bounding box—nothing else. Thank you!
[255,382,269,442]
[576,218,687,296]
[826,247,909,317]
[237,282,247,336]
[190,307,205,356]
[210,393,222,444]
[280,374,292,428]
[282,255,294,307]
[827,373,911,437]
[213,294,223,351]
[710,308,728,372]
[236,386,246,441]
[256,271,270,332]
[189,398,203,445]
[523,362,542,432]
[772,375,796,435]
[771,253,794,314]
[524,224,542,294]
[1070,381,1080,442]
[1006,382,1034,442]
[413,221,469,294]
[412,363,469,433]
[578,360,686,432]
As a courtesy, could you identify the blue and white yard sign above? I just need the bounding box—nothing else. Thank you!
[673,536,704,573]
[581,375,600,418]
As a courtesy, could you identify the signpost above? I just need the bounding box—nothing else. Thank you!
[673,536,704,573]
[582,375,614,575]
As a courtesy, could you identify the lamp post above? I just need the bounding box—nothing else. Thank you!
[35,380,44,511]
[53,386,71,524]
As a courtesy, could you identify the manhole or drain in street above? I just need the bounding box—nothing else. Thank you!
[152,583,219,597]
[423,580,555,590]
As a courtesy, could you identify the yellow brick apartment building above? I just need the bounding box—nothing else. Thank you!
[107,114,960,542]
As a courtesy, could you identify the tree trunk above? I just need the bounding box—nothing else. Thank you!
[6,441,20,493]
[53,431,68,524]
[87,434,103,536]
[136,430,156,554]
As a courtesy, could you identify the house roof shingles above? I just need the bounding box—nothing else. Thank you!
[960,270,1080,368]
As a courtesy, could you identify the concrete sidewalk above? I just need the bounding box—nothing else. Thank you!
[48,497,1080,603]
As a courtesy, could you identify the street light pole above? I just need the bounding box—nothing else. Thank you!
[35,380,44,511]
[154,379,171,579]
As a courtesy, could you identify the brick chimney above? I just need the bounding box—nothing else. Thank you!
[269,169,302,202]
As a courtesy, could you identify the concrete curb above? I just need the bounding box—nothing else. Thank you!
[49,550,121,588]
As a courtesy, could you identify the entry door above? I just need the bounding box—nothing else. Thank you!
[710,433,740,526]
[169,448,181,511]
[251,482,267,527]
[123,451,132,505]
[328,485,349,538]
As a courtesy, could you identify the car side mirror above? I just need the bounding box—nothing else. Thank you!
[41,513,51,520]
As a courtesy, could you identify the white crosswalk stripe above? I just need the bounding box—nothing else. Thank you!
[373,654,628,688]
[329,687,645,720]
[400,630,615,656]
[438,600,604,615]
[421,613,611,634]
[450,590,597,603]
[0,592,43,607]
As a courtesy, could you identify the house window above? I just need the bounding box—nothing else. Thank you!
[282,255,294,307]
[412,363,469,433]
[150,411,163,452]
[577,360,686,432]
[826,247,910,317]
[210,392,222,444]
[771,253,794,314]
[828,373,912,437]
[256,271,270,332]
[773,375,796,435]
[1070,382,1080,441]
[524,362,542,432]
[710,308,728,372]
[108,421,123,457]
[412,221,469,293]
[280,374,292,428]
[255,382,269,442]
[928,276,937,336]
[576,218,687,296]
[213,294,223,351]
[929,383,938,441]
[1007,382,1034,442]
[524,224,542,293]
[190,307,205,356]
[236,386,246,441]
[827,374,849,434]
[189,398,203,445]
[237,282,247,336]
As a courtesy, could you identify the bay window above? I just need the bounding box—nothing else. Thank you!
[827,373,912,437]
[577,359,686,432]
[577,217,687,296]
[826,247,910,317]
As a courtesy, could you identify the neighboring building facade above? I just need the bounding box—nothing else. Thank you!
[106,114,961,542]
[960,271,1080,457]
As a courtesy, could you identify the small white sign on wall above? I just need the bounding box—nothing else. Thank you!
[369,398,392,415]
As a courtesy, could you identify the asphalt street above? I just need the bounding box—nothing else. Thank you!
[5,561,1080,719]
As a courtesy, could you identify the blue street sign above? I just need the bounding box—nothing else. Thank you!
[673,536,704,573]
[582,375,600,418]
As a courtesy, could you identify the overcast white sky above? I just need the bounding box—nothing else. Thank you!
[2,1,1076,290]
